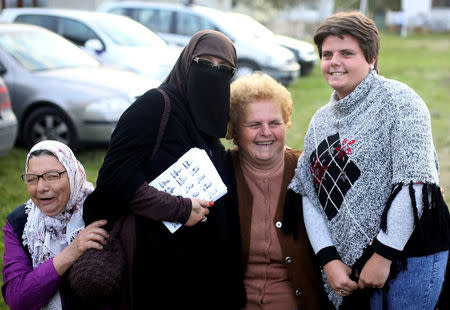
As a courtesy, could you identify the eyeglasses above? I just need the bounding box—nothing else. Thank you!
[193,57,236,75]
[22,170,67,184]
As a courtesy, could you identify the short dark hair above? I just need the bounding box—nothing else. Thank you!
[314,11,380,70]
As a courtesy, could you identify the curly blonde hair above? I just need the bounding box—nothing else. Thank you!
[226,72,293,144]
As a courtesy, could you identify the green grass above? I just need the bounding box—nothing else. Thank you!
[0,32,449,308]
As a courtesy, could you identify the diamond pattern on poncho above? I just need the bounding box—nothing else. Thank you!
[310,133,361,220]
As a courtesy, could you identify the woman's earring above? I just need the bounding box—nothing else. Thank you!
[370,64,375,70]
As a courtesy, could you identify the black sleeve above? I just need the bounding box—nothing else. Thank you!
[83,89,165,227]
[130,182,191,224]
[317,246,341,268]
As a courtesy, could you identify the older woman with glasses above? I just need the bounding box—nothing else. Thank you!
[82,30,244,309]
[1,140,108,310]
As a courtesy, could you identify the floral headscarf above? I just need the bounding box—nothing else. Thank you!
[21,140,94,309]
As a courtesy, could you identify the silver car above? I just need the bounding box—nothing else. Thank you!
[0,8,180,83]
[98,1,300,85]
[0,23,158,151]
[225,12,318,76]
[0,76,18,157]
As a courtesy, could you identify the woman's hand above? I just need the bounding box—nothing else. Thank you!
[53,219,108,276]
[323,259,359,297]
[358,253,391,289]
[184,198,212,226]
[70,220,109,255]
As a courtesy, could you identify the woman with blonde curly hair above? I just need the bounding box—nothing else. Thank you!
[225,72,332,309]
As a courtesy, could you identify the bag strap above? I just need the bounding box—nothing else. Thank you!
[151,88,171,160]
[120,86,170,250]
[121,87,171,308]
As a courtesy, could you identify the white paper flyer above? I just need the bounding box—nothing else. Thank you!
[149,147,227,233]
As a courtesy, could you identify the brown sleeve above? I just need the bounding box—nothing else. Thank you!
[129,182,192,224]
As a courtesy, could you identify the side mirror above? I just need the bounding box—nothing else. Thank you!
[84,39,104,54]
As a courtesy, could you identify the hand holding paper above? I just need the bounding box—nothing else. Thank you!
[149,148,227,233]
[184,198,211,226]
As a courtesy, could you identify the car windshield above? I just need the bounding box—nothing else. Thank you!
[92,15,167,48]
[0,29,98,71]
[220,13,274,40]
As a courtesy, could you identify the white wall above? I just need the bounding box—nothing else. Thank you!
[401,0,431,16]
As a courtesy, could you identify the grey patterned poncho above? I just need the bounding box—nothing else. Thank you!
[289,70,443,308]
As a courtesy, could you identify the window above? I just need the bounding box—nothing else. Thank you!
[134,8,172,33]
[57,18,99,46]
[0,30,97,71]
[109,8,129,16]
[175,12,212,36]
[15,14,58,32]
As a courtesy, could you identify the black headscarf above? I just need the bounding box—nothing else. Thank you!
[165,30,237,137]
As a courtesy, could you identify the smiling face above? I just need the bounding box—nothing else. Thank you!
[27,155,70,216]
[236,99,286,169]
[321,34,375,99]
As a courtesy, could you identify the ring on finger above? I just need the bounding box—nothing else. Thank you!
[338,289,345,295]
[201,216,207,223]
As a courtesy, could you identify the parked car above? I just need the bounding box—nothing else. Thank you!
[226,12,318,75]
[98,1,300,85]
[0,8,180,82]
[0,23,158,151]
[0,76,18,157]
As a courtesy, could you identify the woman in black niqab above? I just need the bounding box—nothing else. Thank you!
[166,30,237,138]
[82,30,244,309]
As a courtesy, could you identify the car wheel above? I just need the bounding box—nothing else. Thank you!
[235,60,259,79]
[300,62,314,76]
[23,106,78,151]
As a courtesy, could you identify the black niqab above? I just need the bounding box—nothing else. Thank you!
[165,30,237,137]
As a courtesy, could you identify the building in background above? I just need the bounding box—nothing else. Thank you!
[270,0,334,39]
[385,0,450,34]
[1,0,40,9]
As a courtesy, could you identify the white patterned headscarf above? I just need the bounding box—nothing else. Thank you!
[22,140,94,310]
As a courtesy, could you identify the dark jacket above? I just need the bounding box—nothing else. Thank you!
[231,148,332,310]
[83,85,243,310]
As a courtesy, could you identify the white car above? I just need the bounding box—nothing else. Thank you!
[98,1,300,85]
[0,8,179,82]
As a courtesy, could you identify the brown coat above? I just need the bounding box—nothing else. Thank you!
[231,148,331,310]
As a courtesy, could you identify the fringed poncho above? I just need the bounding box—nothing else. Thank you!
[289,70,449,308]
